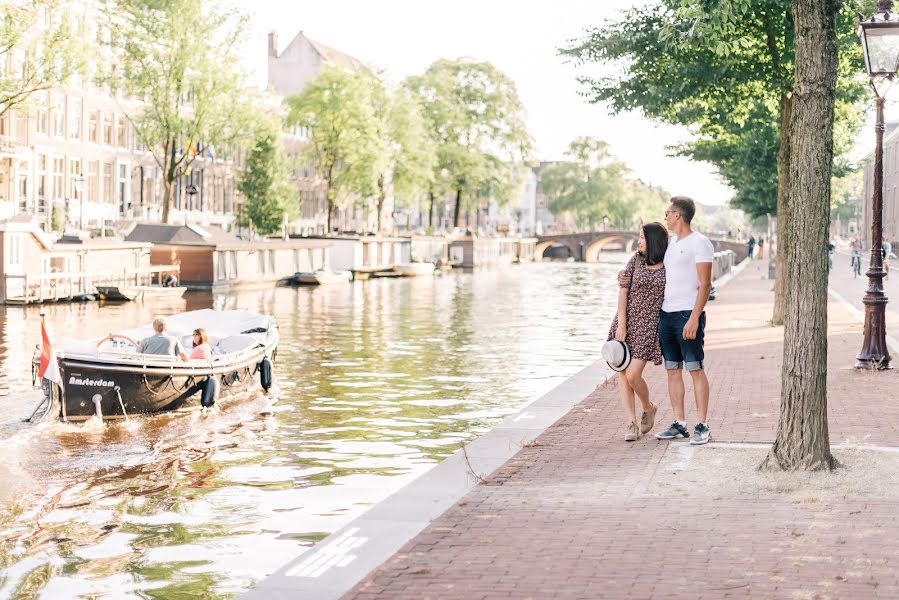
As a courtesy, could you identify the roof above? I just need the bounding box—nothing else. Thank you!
[125,223,239,246]
[303,33,367,72]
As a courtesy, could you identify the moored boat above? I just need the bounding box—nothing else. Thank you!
[96,285,188,301]
[33,309,278,421]
[394,262,436,277]
[293,269,352,285]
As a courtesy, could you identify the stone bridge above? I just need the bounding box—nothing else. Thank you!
[536,232,749,263]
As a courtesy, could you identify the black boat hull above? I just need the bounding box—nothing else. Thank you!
[46,353,272,421]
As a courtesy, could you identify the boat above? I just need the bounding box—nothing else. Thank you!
[33,309,278,421]
[293,269,352,285]
[96,285,187,301]
[393,262,436,277]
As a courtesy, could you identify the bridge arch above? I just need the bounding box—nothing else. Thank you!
[535,240,579,261]
[583,234,639,263]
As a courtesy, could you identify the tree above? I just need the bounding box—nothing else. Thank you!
[561,0,866,324]
[238,130,296,235]
[106,0,258,224]
[405,59,533,228]
[371,84,436,232]
[0,0,82,118]
[287,65,384,233]
[760,0,840,472]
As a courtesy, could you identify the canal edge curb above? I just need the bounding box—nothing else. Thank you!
[241,359,611,600]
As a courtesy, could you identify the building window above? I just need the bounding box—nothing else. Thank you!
[103,162,113,203]
[36,94,49,134]
[116,114,126,147]
[52,156,64,200]
[17,171,28,214]
[51,94,65,137]
[102,113,113,145]
[37,155,47,214]
[13,110,26,141]
[118,163,128,215]
[69,158,82,198]
[87,160,99,202]
[88,109,99,143]
[68,98,82,140]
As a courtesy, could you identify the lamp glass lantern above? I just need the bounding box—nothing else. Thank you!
[858,3,899,77]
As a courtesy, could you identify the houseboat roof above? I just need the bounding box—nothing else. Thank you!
[126,223,333,250]
[0,221,149,252]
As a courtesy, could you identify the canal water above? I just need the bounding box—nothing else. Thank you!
[0,259,624,599]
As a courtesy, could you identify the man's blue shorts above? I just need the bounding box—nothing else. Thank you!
[658,310,706,371]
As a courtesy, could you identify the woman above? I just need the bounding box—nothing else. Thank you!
[190,328,212,360]
[607,222,668,441]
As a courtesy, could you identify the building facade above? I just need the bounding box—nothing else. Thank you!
[0,0,245,234]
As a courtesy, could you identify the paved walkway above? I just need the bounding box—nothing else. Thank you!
[345,258,899,600]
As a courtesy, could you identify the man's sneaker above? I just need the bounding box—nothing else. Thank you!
[640,402,657,434]
[690,423,711,445]
[655,422,690,440]
[624,421,640,442]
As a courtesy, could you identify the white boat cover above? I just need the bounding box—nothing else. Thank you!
[61,309,276,359]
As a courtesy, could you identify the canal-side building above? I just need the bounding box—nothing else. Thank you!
[862,126,899,248]
[0,0,246,234]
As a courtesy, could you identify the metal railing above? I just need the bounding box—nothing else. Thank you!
[3,264,180,304]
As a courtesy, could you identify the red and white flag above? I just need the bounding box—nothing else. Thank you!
[38,314,61,385]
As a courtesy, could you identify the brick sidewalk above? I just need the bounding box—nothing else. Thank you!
[346,258,899,600]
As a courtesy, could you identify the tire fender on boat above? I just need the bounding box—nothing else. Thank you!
[259,357,273,392]
[201,376,220,408]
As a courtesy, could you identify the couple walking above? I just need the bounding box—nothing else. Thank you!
[604,196,714,445]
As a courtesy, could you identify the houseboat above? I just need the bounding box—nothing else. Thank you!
[297,235,412,277]
[125,224,332,290]
[0,219,177,304]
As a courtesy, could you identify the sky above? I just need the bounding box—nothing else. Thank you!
[239,0,738,205]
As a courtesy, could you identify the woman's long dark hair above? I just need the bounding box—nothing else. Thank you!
[641,222,668,266]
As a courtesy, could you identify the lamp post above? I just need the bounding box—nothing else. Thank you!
[856,0,899,369]
[185,184,198,226]
[73,173,85,231]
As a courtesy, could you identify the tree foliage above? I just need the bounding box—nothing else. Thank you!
[560,0,866,217]
[405,59,533,228]
[238,130,296,235]
[1,0,82,118]
[106,0,259,224]
[541,137,669,229]
[286,65,384,232]
[371,83,436,231]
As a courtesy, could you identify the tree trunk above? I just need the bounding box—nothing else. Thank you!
[162,182,174,225]
[453,188,462,228]
[760,0,838,472]
[772,93,793,325]
[162,139,178,224]
[428,192,435,229]
[376,175,386,233]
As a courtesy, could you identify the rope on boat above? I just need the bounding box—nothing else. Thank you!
[114,386,131,422]
[142,374,171,397]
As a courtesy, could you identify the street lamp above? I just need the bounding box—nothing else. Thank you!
[73,173,85,231]
[856,0,899,369]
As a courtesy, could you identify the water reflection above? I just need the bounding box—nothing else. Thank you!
[0,259,624,598]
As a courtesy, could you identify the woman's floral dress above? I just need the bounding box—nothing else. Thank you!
[606,254,666,365]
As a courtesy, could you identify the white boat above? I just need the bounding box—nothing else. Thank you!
[293,269,352,285]
[393,262,436,277]
[32,309,278,421]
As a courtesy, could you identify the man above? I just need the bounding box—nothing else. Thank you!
[747,235,756,260]
[138,316,189,362]
[650,196,715,445]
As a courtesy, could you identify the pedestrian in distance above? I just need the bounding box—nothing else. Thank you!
[883,237,893,280]
[747,235,756,260]
[605,222,668,442]
[757,237,765,259]
[850,238,862,278]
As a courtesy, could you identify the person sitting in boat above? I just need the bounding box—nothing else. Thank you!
[138,317,189,362]
[190,328,212,360]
